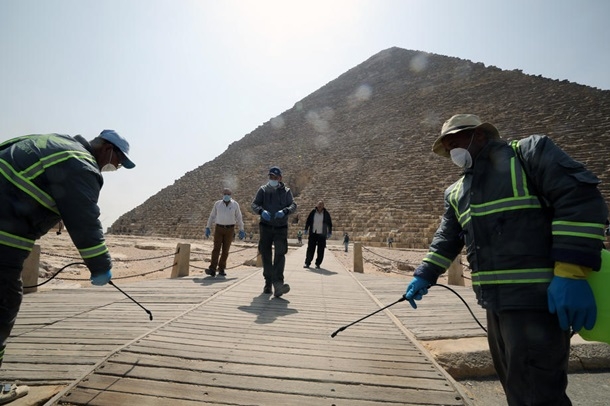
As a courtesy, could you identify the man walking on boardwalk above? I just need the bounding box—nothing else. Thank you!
[251,166,297,297]
[303,200,333,269]
[204,188,245,277]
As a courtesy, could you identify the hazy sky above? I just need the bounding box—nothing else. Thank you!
[2,0,609,230]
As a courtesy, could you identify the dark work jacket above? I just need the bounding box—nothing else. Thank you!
[415,135,608,311]
[251,182,297,227]
[0,133,111,275]
[305,208,333,236]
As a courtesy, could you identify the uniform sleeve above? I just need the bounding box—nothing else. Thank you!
[519,135,608,269]
[415,190,466,283]
[46,159,111,275]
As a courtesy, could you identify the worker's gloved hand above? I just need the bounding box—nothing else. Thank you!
[261,210,272,221]
[404,276,431,309]
[91,269,112,286]
[238,230,246,240]
[327,232,332,239]
[274,210,285,219]
[304,229,309,235]
[205,227,211,238]
[548,276,596,331]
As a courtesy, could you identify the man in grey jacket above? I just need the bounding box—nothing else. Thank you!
[0,130,135,404]
[251,166,297,297]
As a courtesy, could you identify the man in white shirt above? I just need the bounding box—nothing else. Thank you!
[204,188,245,277]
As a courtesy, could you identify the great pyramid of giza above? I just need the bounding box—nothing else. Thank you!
[109,47,610,248]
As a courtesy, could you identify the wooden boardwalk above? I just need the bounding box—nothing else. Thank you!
[3,245,482,405]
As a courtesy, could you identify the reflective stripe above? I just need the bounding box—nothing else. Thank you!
[449,178,471,227]
[79,243,109,259]
[472,268,553,285]
[552,220,606,241]
[0,159,59,215]
[0,230,35,251]
[21,150,96,180]
[423,251,453,269]
[470,196,541,216]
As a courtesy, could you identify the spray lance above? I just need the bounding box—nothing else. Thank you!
[24,262,153,321]
[330,283,487,338]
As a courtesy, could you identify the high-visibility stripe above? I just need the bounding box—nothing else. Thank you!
[0,231,35,251]
[552,220,606,241]
[423,251,453,269]
[79,243,109,259]
[0,159,59,214]
[472,268,553,285]
[470,196,542,216]
[21,150,96,180]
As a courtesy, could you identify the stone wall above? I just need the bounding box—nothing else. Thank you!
[109,47,610,248]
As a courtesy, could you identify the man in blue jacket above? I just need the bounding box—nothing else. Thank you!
[251,166,297,297]
[404,114,607,406]
[0,130,135,404]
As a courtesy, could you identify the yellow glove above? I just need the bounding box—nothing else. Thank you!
[554,261,592,279]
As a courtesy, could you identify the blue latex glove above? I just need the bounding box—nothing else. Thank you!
[261,210,271,221]
[205,227,211,238]
[548,276,597,331]
[274,210,285,219]
[327,232,332,239]
[404,276,431,309]
[91,269,112,286]
[238,230,246,240]
[304,229,309,235]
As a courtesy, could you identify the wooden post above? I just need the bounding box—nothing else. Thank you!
[353,242,364,273]
[447,256,465,286]
[171,243,191,278]
[23,244,41,294]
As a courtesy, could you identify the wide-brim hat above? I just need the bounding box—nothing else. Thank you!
[432,114,500,157]
[99,129,135,168]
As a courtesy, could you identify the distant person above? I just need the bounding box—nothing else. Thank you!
[297,230,303,245]
[343,233,350,252]
[204,188,245,277]
[303,200,333,269]
[404,114,607,406]
[251,166,297,297]
[0,130,135,405]
[387,237,393,248]
[56,220,64,235]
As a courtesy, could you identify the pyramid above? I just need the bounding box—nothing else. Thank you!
[109,47,610,248]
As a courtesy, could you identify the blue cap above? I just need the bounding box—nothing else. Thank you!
[99,130,135,169]
[268,166,282,176]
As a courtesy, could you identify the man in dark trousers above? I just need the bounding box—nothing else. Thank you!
[0,130,135,404]
[303,200,333,269]
[251,166,297,297]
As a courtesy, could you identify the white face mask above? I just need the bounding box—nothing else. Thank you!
[223,195,231,202]
[450,148,473,168]
[449,131,475,169]
[268,180,279,188]
[101,151,118,172]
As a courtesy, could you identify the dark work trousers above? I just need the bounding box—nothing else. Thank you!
[305,233,327,267]
[486,308,572,406]
[0,245,29,368]
[258,224,288,284]
[209,225,235,271]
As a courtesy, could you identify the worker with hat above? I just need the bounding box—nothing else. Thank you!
[0,130,135,404]
[404,114,607,405]
[251,166,297,297]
